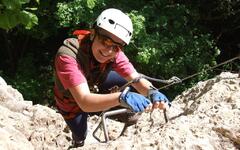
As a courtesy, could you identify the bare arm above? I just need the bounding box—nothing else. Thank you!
[69,83,121,112]
[125,72,167,110]
[69,72,165,113]
[125,72,153,96]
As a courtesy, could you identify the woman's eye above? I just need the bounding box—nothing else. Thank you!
[104,39,113,46]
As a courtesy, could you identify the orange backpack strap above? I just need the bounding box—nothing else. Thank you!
[73,30,91,41]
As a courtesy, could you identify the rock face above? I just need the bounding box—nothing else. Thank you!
[0,72,239,150]
[0,77,71,150]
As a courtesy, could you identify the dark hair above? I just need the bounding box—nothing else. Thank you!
[92,22,97,29]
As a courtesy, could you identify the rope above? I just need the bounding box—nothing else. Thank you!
[158,55,240,90]
[92,55,240,141]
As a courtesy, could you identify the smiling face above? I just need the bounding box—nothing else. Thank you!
[91,28,126,63]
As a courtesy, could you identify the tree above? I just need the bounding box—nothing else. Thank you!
[0,0,38,75]
[0,0,38,30]
[55,0,220,98]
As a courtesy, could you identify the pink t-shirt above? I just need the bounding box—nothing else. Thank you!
[55,51,136,89]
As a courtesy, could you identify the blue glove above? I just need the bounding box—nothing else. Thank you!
[148,88,171,107]
[119,87,151,112]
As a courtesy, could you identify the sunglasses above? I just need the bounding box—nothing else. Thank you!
[96,31,125,52]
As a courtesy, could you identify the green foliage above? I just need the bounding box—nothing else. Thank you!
[49,0,221,99]
[7,53,54,104]
[27,0,62,41]
[0,0,38,30]
[123,1,220,97]
[128,10,146,36]
[56,0,104,28]
[1,0,238,105]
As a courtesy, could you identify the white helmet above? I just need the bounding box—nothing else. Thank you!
[95,8,133,45]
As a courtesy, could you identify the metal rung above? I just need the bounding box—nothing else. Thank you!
[92,108,169,143]
[92,108,129,143]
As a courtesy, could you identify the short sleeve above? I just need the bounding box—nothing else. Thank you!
[55,55,87,89]
[112,51,136,77]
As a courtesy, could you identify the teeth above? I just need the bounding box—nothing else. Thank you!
[100,51,108,57]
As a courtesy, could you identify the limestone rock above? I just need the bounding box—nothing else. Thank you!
[0,72,239,150]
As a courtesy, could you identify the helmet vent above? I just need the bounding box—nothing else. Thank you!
[108,19,115,24]
[96,8,133,44]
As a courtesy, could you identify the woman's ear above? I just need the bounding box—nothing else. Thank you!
[90,29,95,41]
